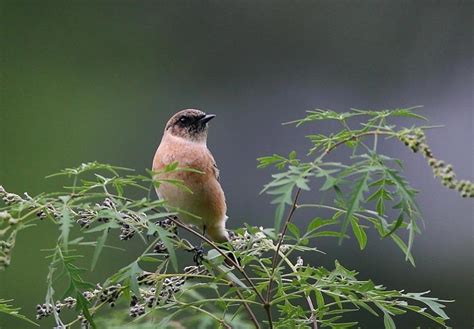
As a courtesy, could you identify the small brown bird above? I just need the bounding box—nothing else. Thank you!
[152,109,230,243]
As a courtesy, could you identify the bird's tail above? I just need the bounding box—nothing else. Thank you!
[205,225,241,267]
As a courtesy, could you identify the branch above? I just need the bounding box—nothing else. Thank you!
[234,286,261,329]
[264,130,391,328]
[276,248,318,329]
[317,130,393,160]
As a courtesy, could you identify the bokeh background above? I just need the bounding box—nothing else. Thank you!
[1,1,472,328]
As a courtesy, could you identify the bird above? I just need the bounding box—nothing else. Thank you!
[152,109,230,244]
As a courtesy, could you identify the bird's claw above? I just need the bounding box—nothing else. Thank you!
[187,246,205,265]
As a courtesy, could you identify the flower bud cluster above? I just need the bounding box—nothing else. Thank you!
[153,240,168,253]
[295,256,304,268]
[118,211,144,240]
[230,227,274,256]
[78,314,90,329]
[35,203,60,220]
[156,217,178,235]
[399,129,473,198]
[0,186,22,206]
[128,278,184,318]
[95,198,116,223]
[129,265,207,318]
[23,192,60,220]
[129,297,146,317]
[36,297,76,320]
[77,208,96,228]
[0,211,17,226]
[82,284,123,307]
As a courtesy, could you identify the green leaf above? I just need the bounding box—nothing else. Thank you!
[383,312,396,329]
[382,213,404,238]
[217,264,248,289]
[405,291,450,319]
[314,290,325,309]
[257,154,288,169]
[76,293,96,328]
[390,234,415,266]
[274,202,286,232]
[0,299,38,326]
[376,197,385,215]
[340,171,370,244]
[307,217,336,233]
[351,219,367,250]
[287,223,300,239]
[90,227,108,271]
[164,161,179,172]
[155,226,178,271]
[390,106,427,121]
[129,261,142,297]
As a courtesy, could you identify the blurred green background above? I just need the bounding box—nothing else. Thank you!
[1,1,472,328]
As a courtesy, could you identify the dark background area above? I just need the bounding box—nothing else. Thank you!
[0,1,472,328]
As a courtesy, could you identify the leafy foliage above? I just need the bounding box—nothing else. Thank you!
[0,299,38,326]
[1,108,472,328]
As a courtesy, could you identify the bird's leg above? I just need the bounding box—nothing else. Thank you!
[197,225,207,249]
[186,244,204,266]
[192,247,204,266]
[184,225,206,266]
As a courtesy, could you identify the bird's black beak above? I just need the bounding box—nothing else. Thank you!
[200,114,216,124]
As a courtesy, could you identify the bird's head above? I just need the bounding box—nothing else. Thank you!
[164,109,216,143]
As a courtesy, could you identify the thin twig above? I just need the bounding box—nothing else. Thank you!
[265,188,302,328]
[179,303,232,329]
[234,286,261,329]
[317,130,393,160]
[122,197,269,326]
[164,215,267,304]
[276,249,318,329]
[264,130,392,328]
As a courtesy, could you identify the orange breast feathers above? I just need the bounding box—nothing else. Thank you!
[152,134,228,242]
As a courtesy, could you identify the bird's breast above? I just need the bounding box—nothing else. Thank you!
[152,136,227,227]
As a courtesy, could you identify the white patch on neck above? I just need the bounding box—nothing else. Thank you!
[165,132,207,146]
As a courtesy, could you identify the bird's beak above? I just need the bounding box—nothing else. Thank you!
[200,114,216,124]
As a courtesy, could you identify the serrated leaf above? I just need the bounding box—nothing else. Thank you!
[340,171,370,244]
[351,219,367,250]
[129,261,142,297]
[314,290,325,309]
[287,223,300,239]
[217,264,248,289]
[274,202,286,231]
[320,175,337,191]
[90,227,108,271]
[155,226,178,271]
[390,234,415,266]
[382,213,404,238]
[76,293,96,328]
[391,107,427,121]
[406,291,450,320]
[383,312,396,329]
[0,299,38,326]
[376,197,385,215]
[307,217,337,234]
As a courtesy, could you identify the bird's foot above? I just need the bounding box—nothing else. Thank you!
[187,246,205,266]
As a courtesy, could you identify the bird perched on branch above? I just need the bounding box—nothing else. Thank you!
[152,109,230,244]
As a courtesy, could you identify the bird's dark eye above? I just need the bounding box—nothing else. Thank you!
[179,116,189,124]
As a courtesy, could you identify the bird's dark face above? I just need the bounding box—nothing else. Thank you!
[165,109,216,142]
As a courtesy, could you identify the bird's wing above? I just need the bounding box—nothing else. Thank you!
[203,147,220,181]
[212,162,220,181]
